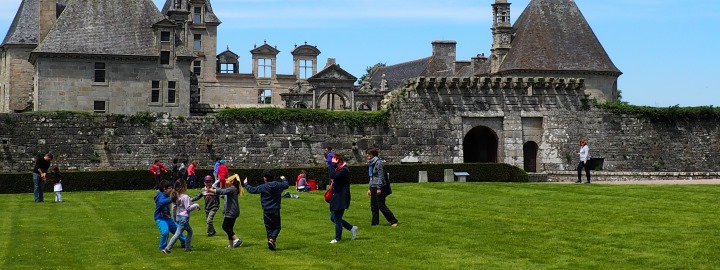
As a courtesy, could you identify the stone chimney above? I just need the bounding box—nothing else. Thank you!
[429,40,457,74]
[39,0,57,42]
[472,53,489,74]
[324,58,336,69]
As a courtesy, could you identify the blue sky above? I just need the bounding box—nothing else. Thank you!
[1,0,718,107]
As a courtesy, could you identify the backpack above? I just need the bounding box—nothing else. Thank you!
[382,172,392,196]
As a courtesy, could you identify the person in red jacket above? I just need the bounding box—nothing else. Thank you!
[187,160,198,188]
[150,159,168,190]
[216,160,229,188]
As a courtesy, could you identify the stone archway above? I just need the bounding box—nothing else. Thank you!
[463,126,498,163]
[317,92,347,110]
[523,141,538,172]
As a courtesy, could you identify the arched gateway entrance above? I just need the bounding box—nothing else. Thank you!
[463,126,498,163]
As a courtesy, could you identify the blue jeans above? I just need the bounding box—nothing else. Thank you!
[33,173,45,202]
[166,215,192,250]
[330,210,353,241]
[155,218,186,250]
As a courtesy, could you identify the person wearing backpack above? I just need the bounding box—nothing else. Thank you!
[366,148,398,227]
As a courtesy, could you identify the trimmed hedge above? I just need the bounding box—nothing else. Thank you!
[0,163,527,194]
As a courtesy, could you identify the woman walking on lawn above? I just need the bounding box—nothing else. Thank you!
[207,175,244,248]
[162,180,200,254]
[154,180,186,251]
[243,170,289,251]
[328,153,358,243]
[576,137,591,184]
[366,148,398,227]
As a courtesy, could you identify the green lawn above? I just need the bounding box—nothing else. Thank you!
[1,183,719,269]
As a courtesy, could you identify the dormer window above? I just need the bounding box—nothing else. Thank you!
[161,31,170,43]
[160,51,170,65]
[299,59,313,79]
[258,58,272,78]
[193,7,202,24]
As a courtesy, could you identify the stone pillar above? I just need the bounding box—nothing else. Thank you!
[418,171,428,183]
[444,169,454,182]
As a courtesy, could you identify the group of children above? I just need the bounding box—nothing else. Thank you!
[154,170,289,253]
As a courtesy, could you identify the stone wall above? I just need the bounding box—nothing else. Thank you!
[0,98,718,174]
[0,46,35,112]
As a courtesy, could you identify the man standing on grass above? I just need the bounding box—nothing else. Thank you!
[32,153,53,202]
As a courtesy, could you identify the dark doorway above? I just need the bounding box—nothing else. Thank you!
[523,141,538,172]
[463,126,498,163]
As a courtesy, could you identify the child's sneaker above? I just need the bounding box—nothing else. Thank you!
[232,239,243,248]
[161,249,171,254]
[268,239,276,251]
[329,239,338,244]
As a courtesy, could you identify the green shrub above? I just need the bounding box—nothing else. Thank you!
[600,102,720,122]
[214,108,390,127]
[0,163,527,194]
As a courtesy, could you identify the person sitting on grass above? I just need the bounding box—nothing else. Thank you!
[192,175,220,237]
[154,180,186,251]
[243,170,289,251]
[296,170,312,192]
[207,175,243,249]
[162,179,200,254]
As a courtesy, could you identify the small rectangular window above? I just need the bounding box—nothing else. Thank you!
[160,51,170,65]
[94,62,106,83]
[93,101,106,113]
[193,61,201,75]
[151,80,160,103]
[299,59,313,79]
[220,63,234,74]
[193,34,202,50]
[167,81,177,104]
[160,31,170,42]
[193,7,202,24]
[258,89,272,104]
[258,58,272,78]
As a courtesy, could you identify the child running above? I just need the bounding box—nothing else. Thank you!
[50,167,63,202]
[154,180,186,252]
[162,180,200,253]
[243,170,289,251]
[192,175,220,237]
[207,174,243,248]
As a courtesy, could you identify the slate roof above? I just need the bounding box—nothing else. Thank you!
[33,0,167,56]
[368,57,431,91]
[498,0,621,74]
[161,0,221,25]
[2,0,67,47]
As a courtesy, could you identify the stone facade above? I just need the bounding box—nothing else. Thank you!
[33,57,192,115]
[0,46,35,112]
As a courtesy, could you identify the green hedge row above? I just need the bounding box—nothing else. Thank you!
[0,163,527,194]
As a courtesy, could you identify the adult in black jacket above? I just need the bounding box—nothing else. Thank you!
[32,153,53,202]
[328,153,358,243]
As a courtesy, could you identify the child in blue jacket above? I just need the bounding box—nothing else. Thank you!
[154,180,186,251]
[243,170,289,251]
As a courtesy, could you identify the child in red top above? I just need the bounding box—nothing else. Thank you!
[150,159,167,190]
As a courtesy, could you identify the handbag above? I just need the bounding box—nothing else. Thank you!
[383,172,392,196]
[324,184,333,203]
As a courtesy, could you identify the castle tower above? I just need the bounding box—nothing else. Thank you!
[161,0,221,83]
[490,0,512,73]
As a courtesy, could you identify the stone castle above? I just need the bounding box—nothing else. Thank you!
[1,0,619,116]
[8,0,702,181]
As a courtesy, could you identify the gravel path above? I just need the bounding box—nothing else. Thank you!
[540,179,720,185]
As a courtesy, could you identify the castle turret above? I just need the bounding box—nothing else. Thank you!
[490,0,512,73]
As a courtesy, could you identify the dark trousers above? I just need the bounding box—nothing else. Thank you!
[222,217,237,241]
[154,175,162,190]
[188,175,196,189]
[577,161,591,183]
[330,209,353,241]
[370,187,398,225]
[263,211,281,240]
